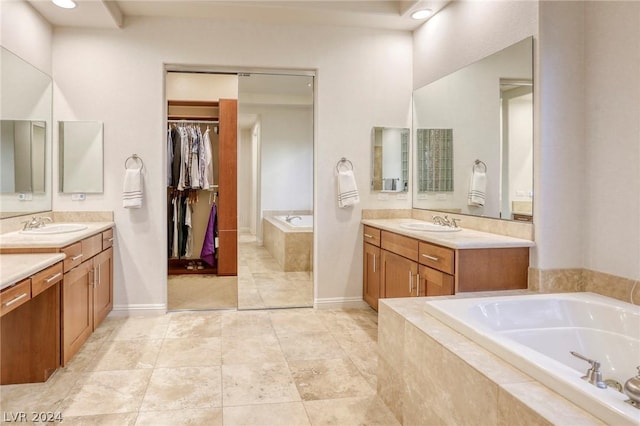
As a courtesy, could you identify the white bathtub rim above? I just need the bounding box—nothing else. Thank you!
[265,215,313,232]
[424,292,640,426]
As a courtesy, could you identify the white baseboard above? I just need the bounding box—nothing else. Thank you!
[110,304,167,317]
[314,297,367,309]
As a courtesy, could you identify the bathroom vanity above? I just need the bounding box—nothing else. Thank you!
[0,222,115,372]
[362,218,534,310]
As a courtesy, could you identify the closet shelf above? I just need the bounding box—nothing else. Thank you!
[168,100,219,107]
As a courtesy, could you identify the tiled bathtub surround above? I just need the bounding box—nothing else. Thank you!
[262,216,312,272]
[529,268,640,306]
[377,298,605,425]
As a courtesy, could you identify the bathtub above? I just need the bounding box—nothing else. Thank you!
[262,215,313,272]
[424,292,640,425]
[273,214,313,229]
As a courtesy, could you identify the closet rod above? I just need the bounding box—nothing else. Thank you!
[168,119,219,124]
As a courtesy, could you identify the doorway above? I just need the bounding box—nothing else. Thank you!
[236,72,315,309]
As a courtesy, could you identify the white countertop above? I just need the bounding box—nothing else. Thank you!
[362,218,535,249]
[0,253,66,291]
[0,222,114,249]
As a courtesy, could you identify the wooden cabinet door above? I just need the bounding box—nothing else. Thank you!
[419,264,454,297]
[62,260,94,366]
[93,247,113,330]
[382,250,418,299]
[363,243,380,310]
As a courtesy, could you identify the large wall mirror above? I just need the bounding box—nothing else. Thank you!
[371,126,409,192]
[59,121,104,193]
[0,47,52,218]
[412,37,533,221]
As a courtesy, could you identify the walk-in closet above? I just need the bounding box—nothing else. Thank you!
[166,72,238,310]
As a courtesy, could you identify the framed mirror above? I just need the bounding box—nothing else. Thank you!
[59,121,104,193]
[0,47,52,219]
[412,37,533,221]
[371,126,409,192]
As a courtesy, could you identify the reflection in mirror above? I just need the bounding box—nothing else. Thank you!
[1,120,46,194]
[412,37,533,221]
[59,121,104,193]
[371,127,409,192]
[0,47,52,218]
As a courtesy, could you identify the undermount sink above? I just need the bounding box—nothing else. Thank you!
[399,222,462,232]
[20,223,88,235]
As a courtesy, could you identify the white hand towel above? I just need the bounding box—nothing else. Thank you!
[337,170,360,208]
[467,170,486,207]
[123,168,143,208]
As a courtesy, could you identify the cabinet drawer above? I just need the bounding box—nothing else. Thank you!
[102,228,114,250]
[82,234,102,261]
[419,265,454,296]
[419,242,454,274]
[363,226,381,247]
[1,279,31,317]
[31,262,63,297]
[381,231,418,262]
[62,242,83,272]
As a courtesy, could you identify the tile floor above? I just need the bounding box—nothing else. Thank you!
[167,234,313,311]
[0,308,399,425]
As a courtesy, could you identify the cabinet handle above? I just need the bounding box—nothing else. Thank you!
[409,271,413,293]
[422,254,439,262]
[364,233,374,239]
[416,274,421,296]
[89,268,95,288]
[4,293,28,307]
[107,237,114,242]
[373,254,376,273]
[45,272,62,283]
[71,254,83,261]
[98,264,101,286]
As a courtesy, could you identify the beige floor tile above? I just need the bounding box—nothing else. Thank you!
[221,310,274,337]
[222,363,301,406]
[304,396,400,426]
[278,332,347,361]
[140,366,222,412]
[270,310,329,335]
[223,402,311,426]
[135,408,223,425]
[165,311,222,338]
[60,369,152,417]
[156,337,222,367]
[315,309,378,335]
[59,413,138,425]
[222,333,286,365]
[0,369,81,413]
[289,358,375,401]
[108,316,170,341]
[90,339,163,371]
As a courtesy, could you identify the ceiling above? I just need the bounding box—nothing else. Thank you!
[27,0,449,31]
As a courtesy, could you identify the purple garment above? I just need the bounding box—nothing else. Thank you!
[200,203,217,267]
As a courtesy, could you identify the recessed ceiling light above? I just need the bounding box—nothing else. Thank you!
[52,0,77,9]
[411,9,433,20]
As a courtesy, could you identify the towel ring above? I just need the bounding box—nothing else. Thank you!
[125,154,144,170]
[473,159,487,173]
[336,157,354,173]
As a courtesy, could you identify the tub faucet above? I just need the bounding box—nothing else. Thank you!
[285,215,302,223]
[570,351,607,389]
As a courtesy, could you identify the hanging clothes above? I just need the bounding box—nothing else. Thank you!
[200,202,218,267]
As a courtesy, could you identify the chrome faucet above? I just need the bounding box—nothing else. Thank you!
[570,351,607,389]
[285,215,302,223]
[22,216,52,230]
[432,215,460,228]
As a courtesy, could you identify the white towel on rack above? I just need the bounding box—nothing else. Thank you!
[467,169,486,207]
[337,170,360,208]
[123,168,143,208]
